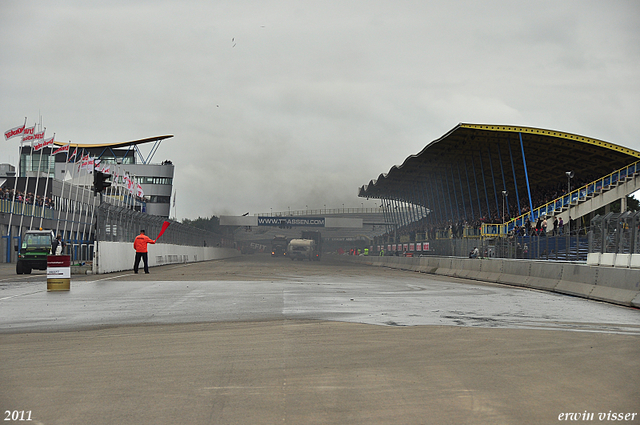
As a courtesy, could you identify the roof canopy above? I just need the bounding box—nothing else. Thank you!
[359,123,639,221]
[53,134,173,149]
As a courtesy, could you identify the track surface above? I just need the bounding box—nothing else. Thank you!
[1,255,638,424]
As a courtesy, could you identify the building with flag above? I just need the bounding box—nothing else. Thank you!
[15,135,175,217]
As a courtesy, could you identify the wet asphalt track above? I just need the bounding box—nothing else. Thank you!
[1,255,639,425]
[1,254,638,334]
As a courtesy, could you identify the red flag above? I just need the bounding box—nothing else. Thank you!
[34,135,54,151]
[155,221,170,241]
[4,120,26,141]
[21,125,36,143]
[68,147,77,162]
[52,143,70,155]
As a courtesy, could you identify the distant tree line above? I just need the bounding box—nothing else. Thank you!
[182,215,222,234]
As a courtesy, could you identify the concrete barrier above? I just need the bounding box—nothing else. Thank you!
[435,257,455,277]
[586,253,601,266]
[631,254,640,269]
[614,254,631,268]
[476,259,502,283]
[498,260,529,287]
[458,258,482,280]
[555,264,597,299]
[526,262,563,291]
[590,266,640,305]
[96,241,240,274]
[348,255,640,307]
[600,253,616,267]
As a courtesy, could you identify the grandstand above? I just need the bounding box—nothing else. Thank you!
[359,123,640,260]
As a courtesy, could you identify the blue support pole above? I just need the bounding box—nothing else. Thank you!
[380,198,390,234]
[477,152,492,219]
[400,197,410,227]
[430,175,443,224]
[417,181,427,222]
[3,233,10,263]
[423,180,433,225]
[409,186,419,223]
[487,147,500,217]
[444,166,458,221]
[470,156,483,218]
[438,174,450,222]
[392,198,401,228]
[519,132,534,216]
[456,163,467,220]
[464,159,475,219]
[412,184,424,222]
[388,198,396,228]
[497,144,510,216]
[508,139,522,216]
[426,178,440,224]
[394,198,402,229]
[402,195,411,226]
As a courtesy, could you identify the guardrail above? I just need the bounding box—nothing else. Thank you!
[0,198,55,219]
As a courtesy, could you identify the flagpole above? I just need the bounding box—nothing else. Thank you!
[55,143,71,236]
[39,134,56,229]
[18,134,35,238]
[70,164,87,262]
[173,189,176,220]
[64,148,82,256]
[71,151,92,261]
[29,127,46,230]
[5,118,26,260]
[114,163,121,208]
[82,177,98,259]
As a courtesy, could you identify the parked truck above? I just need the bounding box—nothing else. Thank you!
[16,229,55,274]
[300,231,322,260]
[287,239,318,261]
[271,235,288,257]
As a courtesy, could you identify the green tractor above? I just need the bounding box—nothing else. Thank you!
[16,230,55,274]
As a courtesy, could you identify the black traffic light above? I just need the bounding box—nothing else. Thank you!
[93,171,112,194]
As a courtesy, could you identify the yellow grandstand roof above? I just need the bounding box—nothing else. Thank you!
[53,134,173,149]
[359,123,639,209]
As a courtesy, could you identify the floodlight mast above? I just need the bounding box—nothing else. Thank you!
[566,171,573,236]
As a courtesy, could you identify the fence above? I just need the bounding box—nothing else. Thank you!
[380,233,588,261]
[95,202,230,248]
[589,211,640,255]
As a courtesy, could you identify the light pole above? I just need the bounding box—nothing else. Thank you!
[502,190,508,225]
[566,171,573,235]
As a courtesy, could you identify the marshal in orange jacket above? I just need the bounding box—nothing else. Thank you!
[134,234,156,253]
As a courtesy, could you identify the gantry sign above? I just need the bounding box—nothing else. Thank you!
[220,216,362,228]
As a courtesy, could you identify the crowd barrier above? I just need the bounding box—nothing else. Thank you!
[349,255,640,308]
[95,241,240,274]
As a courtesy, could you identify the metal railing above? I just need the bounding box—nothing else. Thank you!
[481,160,640,236]
[257,207,384,217]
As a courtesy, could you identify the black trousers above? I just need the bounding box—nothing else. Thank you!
[134,252,149,273]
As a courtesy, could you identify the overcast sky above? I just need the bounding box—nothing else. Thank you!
[1,0,639,219]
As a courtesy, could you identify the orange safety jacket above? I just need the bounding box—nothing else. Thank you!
[133,234,156,253]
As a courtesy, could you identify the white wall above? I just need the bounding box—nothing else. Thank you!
[95,241,240,274]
